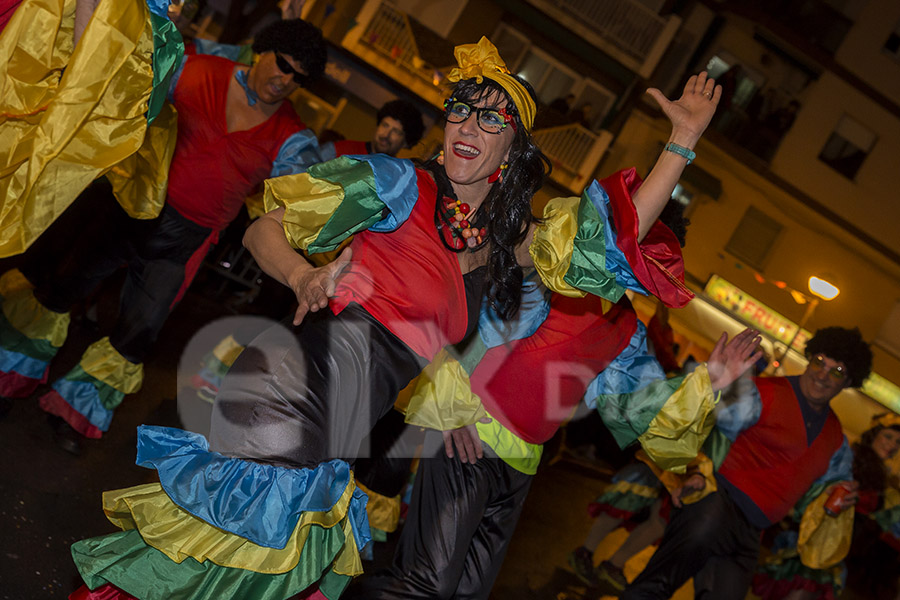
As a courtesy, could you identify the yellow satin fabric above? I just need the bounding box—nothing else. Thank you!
[80,337,143,394]
[404,348,487,430]
[637,449,717,505]
[603,479,661,501]
[1,288,70,347]
[103,479,364,577]
[211,334,245,368]
[637,364,716,473]
[0,269,34,298]
[447,37,536,131]
[885,486,900,510]
[264,173,345,251]
[529,196,586,298]
[0,0,160,257]
[798,490,854,569]
[106,101,177,220]
[357,481,401,534]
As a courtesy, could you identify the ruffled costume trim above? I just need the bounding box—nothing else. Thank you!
[71,426,369,600]
[0,0,183,257]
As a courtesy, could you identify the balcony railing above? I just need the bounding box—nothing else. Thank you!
[526,0,680,77]
[535,124,613,193]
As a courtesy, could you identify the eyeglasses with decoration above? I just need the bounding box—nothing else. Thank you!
[443,98,516,134]
[274,53,307,86]
[809,354,848,382]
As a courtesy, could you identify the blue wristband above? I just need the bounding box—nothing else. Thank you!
[664,142,695,164]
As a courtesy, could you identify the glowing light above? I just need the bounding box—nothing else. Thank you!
[808,276,840,300]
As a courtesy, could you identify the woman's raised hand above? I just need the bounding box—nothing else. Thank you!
[646,72,722,147]
[288,247,353,325]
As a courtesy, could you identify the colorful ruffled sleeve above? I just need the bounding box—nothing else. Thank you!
[530,169,694,308]
[586,323,716,473]
[264,155,419,253]
[0,0,184,256]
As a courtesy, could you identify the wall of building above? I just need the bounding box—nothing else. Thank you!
[835,0,900,101]
[598,109,900,384]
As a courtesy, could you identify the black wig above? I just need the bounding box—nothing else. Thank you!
[804,326,873,387]
[251,19,327,86]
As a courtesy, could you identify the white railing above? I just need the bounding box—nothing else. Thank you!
[535,124,613,192]
[526,0,680,77]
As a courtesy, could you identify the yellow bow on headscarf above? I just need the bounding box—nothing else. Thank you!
[447,37,536,131]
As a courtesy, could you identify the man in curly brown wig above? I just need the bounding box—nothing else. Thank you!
[623,326,873,600]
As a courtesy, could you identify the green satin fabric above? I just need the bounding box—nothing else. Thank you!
[563,192,625,301]
[72,529,352,600]
[146,13,184,125]
[596,376,684,450]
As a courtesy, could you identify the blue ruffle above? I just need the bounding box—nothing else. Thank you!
[0,347,49,380]
[583,180,648,295]
[478,270,551,349]
[146,0,169,18]
[353,155,418,232]
[610,461,664,489]
[135,426,371,550]
[52,378,114,431]
[584,321,665,407]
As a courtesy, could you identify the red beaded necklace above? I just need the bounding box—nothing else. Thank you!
[441,197,487,250]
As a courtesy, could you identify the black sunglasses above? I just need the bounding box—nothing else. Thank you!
[274,54,307,86]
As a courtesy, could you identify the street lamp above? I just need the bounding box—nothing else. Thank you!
[773,276,840,370]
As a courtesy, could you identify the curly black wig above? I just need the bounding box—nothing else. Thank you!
[252,19,327,87]
[658,198,690,247]
[804,326,873,387]
[426,74,551,320]
[377,100,425,148]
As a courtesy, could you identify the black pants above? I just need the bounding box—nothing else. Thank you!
[621,489,762,600]
[345,434,533,600]
[23,181,211,363]
[209,304,426,468]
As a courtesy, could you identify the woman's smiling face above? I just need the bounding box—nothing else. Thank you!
[442,90,515,191]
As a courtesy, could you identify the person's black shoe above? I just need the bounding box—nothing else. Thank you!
[47,415,83,456]
[568,546,600,587]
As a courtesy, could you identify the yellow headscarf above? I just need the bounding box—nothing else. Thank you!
[447,37,536,131]
[874,412,900,429]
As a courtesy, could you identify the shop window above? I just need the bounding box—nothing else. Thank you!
[818,115,876,180]
[725,206,782,270]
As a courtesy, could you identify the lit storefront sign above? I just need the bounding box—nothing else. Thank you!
[703,275,811,351]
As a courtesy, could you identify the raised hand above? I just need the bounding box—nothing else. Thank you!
[288,247,353,325]
[646,72,722,148]
[707,328,764,392]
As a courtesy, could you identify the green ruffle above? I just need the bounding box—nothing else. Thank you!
[146,13,184,124]
[72,529,352,600]
[595,376,684,448]
[62,365,125,411]
[0,310,58,362]
[562,191,626,301]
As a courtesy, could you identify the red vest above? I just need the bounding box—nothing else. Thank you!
[718,377,843,524]
[474,295,637,444]
[166,55,305,230]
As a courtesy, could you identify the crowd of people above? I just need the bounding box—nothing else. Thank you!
[1,1,898,599]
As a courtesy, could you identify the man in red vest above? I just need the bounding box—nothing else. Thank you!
[622,326,872,600]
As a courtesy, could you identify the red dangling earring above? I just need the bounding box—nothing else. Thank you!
[488,162,508,184]
[437,150,444,165]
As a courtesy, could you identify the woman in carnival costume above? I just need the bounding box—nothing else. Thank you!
[753,414,900,600]
[68,37,724,600]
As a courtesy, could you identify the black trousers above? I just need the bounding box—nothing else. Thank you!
[209,304,426,468]
[345,434,533,600]
[621,489,762,600]
[22,180,211,363]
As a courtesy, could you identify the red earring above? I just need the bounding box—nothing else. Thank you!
[488,163,508,184]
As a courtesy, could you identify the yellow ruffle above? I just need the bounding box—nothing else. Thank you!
[264,172,345,251]
[0,269,34,299]
[103,479,363,577]
[1,288,70,347]
[211,334,245,368]
[404,348,487,430]
[884,486,900,510]
[106,101,177,220]
[357,481,401,534]
[0,0,157,257]
[602,479,661,500]
[636,449,717,504]
[80,337,143,394]
[798,489,854,569]
[529,196,586,298]
[637,364,716,474]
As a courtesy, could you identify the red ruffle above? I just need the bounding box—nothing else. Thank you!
[600,168,693,308]
[38,390,103,439]
[0,368,46,397]
[70,584,137,600]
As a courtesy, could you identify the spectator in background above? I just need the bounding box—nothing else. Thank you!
[572,102,594,128]
[549,93,576,114]
[320,99,426,159]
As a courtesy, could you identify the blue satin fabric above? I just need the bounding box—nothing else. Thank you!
[147,0,170,18]
[478,270,552,349]
[353,155,418,232]
[52,378,114,431]
[584,321,665,408]
[0,347,47,380]
[135,426,372,551]
[583,180,647,295]
[270,130,325,177]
